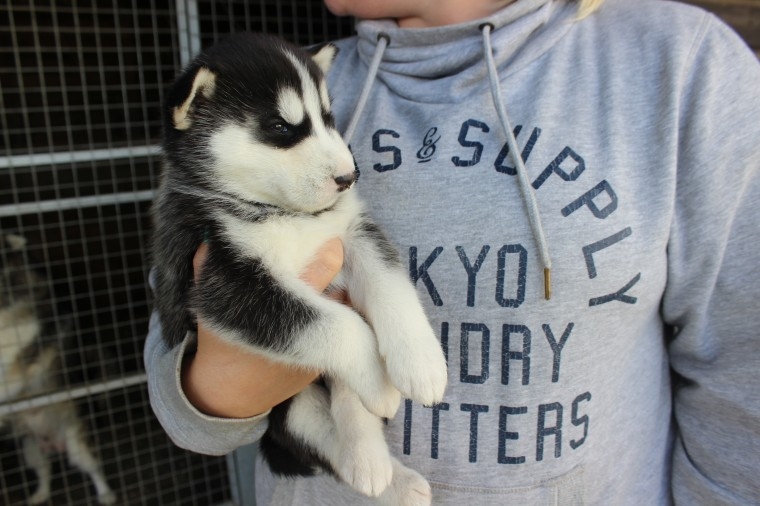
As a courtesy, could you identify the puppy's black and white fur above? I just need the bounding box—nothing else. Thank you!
[152,33,448,503]
[0,235,116,505]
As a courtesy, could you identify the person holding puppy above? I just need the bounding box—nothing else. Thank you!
[145,0,760,504]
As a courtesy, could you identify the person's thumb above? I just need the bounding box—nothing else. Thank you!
[193,243,209,283]
[300,237,344,292]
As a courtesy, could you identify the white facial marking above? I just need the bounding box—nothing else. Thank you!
[210,121,352,212]
[277,87,304,125]
[283,50,325,132]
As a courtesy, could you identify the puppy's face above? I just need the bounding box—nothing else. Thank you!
[164,35,356,213]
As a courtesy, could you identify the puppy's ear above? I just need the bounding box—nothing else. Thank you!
[169,66,217,130]
[308,43,338,75]
[5,234,27,251]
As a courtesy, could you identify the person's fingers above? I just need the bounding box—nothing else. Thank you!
[194,237,343,294]
[300,237,344,292]
[193,242,209,282]
[184,239,338,417]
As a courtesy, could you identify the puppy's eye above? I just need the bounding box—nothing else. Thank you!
[269,120,291,134]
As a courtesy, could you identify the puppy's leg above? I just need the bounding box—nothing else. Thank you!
[343,219,448,406]
[22,436,51,505]
[376,457,433,506]
[288,301,401,418]
[152,195,204,349]
[327,378,393,497]
[195,242,401,418]
[285,382,393,497]
[62,423,116,505]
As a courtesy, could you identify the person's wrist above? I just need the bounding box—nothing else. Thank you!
[182,324,320,418]
[181,334,269,418]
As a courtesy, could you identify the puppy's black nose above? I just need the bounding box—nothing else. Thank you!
[334,171,358,192]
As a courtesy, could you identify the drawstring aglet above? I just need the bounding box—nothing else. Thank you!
[544,268,552,300]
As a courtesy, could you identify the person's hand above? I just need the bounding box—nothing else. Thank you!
[181,238,344,418]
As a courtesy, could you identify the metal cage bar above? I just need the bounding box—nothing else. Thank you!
[1,2,354,505]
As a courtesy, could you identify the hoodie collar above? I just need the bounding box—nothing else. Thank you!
[353,0,574,102]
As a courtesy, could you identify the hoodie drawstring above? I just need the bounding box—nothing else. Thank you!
[343,33,390,145]
[343,26,553,300]
[481,23,552,300]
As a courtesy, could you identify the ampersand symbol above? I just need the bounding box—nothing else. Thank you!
[417,127,441,163]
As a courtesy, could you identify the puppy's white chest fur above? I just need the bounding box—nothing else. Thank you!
[216,192,362,277]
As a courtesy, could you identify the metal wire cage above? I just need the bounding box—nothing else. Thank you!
[0,1,353,505]
[2,1,755,506]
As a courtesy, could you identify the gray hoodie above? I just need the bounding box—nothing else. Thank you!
[145,0,760,503]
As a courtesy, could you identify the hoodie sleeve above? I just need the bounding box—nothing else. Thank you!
[144,301,268,456]
[662,14,760,504]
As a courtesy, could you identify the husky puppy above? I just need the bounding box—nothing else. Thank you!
[153,33,448,503]
[0,235,116,505]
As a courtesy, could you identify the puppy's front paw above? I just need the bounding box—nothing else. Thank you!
[334,314,402,418]
[376,458,432,506]
[335,434,394,497]
[361,380,402,419]
[384,324,447,406]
